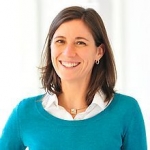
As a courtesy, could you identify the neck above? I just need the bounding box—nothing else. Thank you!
[58,81,88,110]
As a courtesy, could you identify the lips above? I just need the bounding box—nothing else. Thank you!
[60,61,80,68]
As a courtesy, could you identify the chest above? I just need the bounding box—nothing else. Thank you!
[22,120,123,150]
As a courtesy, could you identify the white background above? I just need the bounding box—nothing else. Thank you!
[0,0,149,148]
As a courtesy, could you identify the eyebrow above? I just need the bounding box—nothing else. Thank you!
[75,37,89,41]
[53,36,89,41]
[53,36,65,39]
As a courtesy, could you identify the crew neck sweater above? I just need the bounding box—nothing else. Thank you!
[0,93,147,150]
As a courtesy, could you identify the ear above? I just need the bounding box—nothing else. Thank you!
[95,44,105,60]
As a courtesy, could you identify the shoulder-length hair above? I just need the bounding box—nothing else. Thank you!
[40,6,117,105]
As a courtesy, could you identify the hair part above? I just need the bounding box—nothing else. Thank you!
[40,6,117,105]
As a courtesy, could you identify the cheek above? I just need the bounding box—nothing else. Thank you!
[50,47,58,67]
[51,45,59,59]
[79,50,96,62]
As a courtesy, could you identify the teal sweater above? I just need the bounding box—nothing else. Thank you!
[0,93,147,150]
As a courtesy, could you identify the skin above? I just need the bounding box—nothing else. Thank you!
[50,19,104,115]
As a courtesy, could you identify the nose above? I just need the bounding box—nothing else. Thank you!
[63,44,76,57]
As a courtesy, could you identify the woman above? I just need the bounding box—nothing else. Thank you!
[0,6,147,149]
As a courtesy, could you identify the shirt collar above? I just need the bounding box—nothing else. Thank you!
[42,91,106,110]
[91,91,106,110]
[42,93,58,109]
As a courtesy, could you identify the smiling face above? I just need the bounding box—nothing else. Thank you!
[51,19,104,83]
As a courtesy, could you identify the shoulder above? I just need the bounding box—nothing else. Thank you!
[113,93,139,107]
[113,94,147,149]
[19,94,44,104]
[15,94,45,113]
[106,93,145,129]
[110,93,142,116]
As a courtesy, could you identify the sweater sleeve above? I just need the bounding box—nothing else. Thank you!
[0,105,26,150]
[121,100,147,150]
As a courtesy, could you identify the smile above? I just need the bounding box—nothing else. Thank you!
[60,61,80,68]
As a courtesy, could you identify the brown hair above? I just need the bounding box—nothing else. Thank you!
[40,6,117,105]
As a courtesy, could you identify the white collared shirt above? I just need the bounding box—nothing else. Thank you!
[42,91,110,120]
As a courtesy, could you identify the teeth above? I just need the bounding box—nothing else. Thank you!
[61,61,79,67]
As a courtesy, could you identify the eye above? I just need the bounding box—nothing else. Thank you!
[56,40,65,44]
[76,41,87,46]
[56,40,65,43]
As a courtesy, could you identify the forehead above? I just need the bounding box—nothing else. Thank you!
[53,19,93,38]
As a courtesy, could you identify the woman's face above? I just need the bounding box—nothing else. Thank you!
[51,19,104,83]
